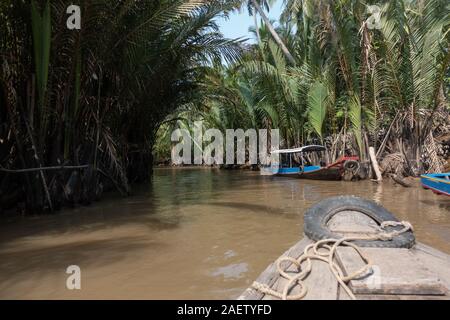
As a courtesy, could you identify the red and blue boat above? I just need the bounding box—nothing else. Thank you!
[421,173,450,197]
[264,145,359,181]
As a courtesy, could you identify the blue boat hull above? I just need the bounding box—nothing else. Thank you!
[421,174,450,197]
[263,166,342,180]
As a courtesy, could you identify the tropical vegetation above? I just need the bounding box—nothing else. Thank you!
[1,0,241,212]
[156,0,450,175]
[1,0,449,213]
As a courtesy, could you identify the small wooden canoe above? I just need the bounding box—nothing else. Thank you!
[239,197,450,300]
[421,173,450,197]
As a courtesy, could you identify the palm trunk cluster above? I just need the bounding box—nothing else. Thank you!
[0,0,242,213]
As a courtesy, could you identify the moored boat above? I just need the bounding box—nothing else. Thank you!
[264,145,359,181]
[421,173,450,197]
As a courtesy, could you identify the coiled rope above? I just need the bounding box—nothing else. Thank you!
[252,221,413,300]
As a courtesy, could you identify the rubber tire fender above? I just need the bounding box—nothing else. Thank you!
[303,196,415,248]
[343,160,360,173]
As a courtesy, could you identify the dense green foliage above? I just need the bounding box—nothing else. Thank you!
[156,0,449,171]
[1,0,449,213]
[0,0,241,212]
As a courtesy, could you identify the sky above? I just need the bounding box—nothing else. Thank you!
[216,0,284,44]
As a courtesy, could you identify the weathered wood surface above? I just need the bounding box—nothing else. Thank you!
[239,240,450,300]
[328,211,379,236]
[369,147,383,182]
[238,238,312,300]
[264,256,339,300]
[415,242,450,263]
[301,259,339,300]
[239,211,450,300]
[411,244,450,291]
[335,247,447,296]
[357,294,450,300]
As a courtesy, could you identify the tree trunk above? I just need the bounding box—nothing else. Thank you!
[369,147,382,182]
[250,0,296,65]
[253,12,261,44]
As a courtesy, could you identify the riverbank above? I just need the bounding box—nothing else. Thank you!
[1,169,449,299]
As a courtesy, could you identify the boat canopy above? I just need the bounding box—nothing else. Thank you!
[271,145,326,154]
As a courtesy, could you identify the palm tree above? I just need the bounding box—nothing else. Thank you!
[188,0,449,170]
[0,0,243,212]
[247,0,296,65]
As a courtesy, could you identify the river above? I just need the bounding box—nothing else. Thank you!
[1,168,449,299]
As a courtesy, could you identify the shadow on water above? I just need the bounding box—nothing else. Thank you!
[0,236,158,288]
[0,197,175,246]
[420,199,450,212]
[207,202,281,215]
[0,168,235,244]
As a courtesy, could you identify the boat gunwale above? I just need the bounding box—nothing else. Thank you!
[421,174,450,185]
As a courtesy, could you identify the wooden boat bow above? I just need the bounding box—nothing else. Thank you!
[238,197,450,300]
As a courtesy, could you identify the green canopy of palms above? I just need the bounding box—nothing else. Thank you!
[0,0,243,211]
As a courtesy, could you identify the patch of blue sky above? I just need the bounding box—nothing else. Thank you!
[216,0,284,43]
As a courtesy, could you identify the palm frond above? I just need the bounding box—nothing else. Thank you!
[307,81,328,141]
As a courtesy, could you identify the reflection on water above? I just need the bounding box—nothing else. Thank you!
[1,168,449,299]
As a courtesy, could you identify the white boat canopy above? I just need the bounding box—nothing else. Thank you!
[271,145,326,154]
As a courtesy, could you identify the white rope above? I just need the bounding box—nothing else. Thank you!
[252,221,413,300]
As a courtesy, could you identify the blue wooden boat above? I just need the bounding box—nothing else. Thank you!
[421,173,450,197]
[263,145,359,181]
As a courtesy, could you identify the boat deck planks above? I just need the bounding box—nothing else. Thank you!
[265,257,339,300]
[239,211,450,300]
[239,239,450,300]
[335,247,447,296]
[300,259,339,300]
[411,244,450,290]
[238,238,312,300]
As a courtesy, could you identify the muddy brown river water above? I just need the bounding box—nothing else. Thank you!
[1,168,450,299]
